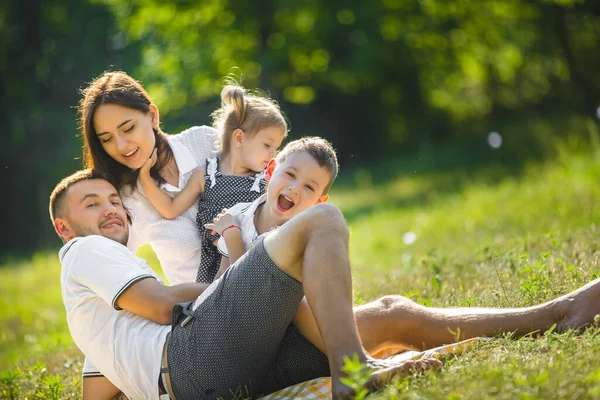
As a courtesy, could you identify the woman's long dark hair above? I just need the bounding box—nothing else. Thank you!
[78,71,174,190]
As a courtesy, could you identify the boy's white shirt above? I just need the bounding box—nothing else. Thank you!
[217,194,269,257]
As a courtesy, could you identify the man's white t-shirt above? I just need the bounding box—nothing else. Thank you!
[217,194,269,258]
[60,235,170,400]
[123,126,218,286]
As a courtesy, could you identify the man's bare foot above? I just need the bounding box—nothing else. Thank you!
[331,356,442,399]
[553,277,600,332]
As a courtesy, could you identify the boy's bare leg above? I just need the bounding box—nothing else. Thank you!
[263,203,440,397]
[355,277,600,353]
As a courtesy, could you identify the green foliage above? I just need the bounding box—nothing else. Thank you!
[0,253,74,369]
[338,148,600,305]
[340,353,371,400]
[0,369,21,400]
[1,0,140,255]
[519,259,553,302]
[371,331,600,399]
[26,363,64,400]
[95,0,600,147]
[0,362,80,400]
[2,0,600,255]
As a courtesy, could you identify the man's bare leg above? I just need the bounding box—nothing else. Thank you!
[263,203,440,397]
[291,276,600,355]
[355,277,600,353]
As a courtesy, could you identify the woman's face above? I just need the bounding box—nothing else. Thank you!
[93,103,158,170]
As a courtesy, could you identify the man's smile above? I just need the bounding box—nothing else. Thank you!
[100,218,124,229]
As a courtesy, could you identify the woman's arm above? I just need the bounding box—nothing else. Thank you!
[139,150,205,219]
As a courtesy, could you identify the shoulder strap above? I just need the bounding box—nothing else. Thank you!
[250,170,265,192]
[206,157,218,188]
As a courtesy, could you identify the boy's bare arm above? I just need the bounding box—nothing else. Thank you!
[215,255,231,280]
[204,210,246,264]
[222,228,246,264]
[213,229,245,280]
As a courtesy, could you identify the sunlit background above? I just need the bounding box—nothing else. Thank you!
[1,0,599,256]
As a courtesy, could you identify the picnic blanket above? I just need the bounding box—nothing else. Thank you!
[260,337,488,399]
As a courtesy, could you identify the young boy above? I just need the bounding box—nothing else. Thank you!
[204,136,338,352]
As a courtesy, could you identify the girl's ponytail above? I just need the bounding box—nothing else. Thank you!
[211,82,288,157]
[220,85,247,128]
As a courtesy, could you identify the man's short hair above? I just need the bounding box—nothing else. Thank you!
[275,137,339,194]
[49,169,113,222]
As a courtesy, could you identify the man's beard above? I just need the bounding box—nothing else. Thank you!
[104,231,129,246]
[71,224,129,246]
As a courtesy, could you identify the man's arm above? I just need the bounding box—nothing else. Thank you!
[116,278,209,325]
[69,237,209,325]
[83,376,121,400]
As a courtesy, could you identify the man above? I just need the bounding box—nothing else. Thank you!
[51,169,600,399]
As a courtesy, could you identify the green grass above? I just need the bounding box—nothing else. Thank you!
[1,148,599,399]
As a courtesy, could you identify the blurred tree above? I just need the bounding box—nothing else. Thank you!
[98,0,599,158]
[0,0,140,255]
[1,0,599,256]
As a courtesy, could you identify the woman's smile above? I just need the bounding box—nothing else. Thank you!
[122,147,140,161]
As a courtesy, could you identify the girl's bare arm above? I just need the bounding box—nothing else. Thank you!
[139,165,205,220]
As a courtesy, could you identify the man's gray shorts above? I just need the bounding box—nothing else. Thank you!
[167,239,330,399]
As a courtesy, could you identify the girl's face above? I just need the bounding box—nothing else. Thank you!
[93,103,158,170]
[237,126,286,173]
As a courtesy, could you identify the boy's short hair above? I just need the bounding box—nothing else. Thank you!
[275,137,338,193]
[49,168,113,222]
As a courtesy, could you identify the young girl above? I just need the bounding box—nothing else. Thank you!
[139,85,287,283]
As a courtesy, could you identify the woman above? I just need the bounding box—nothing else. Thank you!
[79,71,218,285]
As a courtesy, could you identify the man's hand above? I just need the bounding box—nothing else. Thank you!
[204,208,240,237]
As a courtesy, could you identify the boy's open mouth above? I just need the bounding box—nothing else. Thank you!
[277,194,295,211]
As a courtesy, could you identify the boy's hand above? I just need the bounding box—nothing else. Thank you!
[140,148,158,176]
[204,209,240,237]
